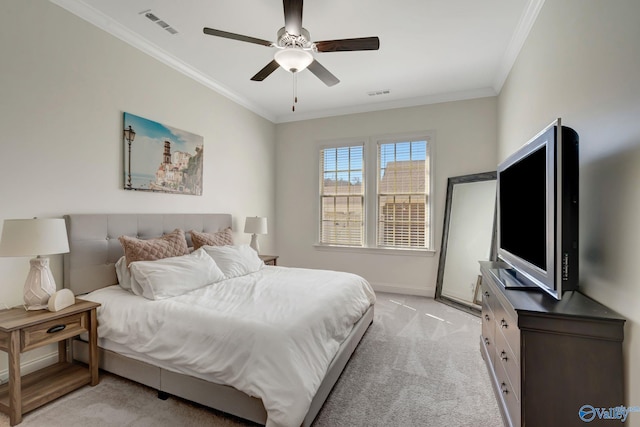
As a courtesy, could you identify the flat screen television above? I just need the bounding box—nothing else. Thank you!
[496,118,579,300]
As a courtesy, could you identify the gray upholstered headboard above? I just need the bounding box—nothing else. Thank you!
[63,213,232,296]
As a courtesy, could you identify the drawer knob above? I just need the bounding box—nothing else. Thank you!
[484,337,490,346]
[484,314,490,321]
[484,291,490,298]
[500,382,509,394]
[47,324,67,334]
[500,319,508,329]
[500,351,508,362]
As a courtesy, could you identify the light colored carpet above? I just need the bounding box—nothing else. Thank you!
[1,292,502,427]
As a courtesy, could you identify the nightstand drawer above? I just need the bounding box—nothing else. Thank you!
[21,312,88,352]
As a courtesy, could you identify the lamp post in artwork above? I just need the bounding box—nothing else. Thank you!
[123,125,136,189]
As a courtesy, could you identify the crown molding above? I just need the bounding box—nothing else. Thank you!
[274,87,498,123]
[493,0,546,92]
[49,0,276,123]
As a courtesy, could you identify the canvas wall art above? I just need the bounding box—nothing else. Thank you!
[123,112,203,195]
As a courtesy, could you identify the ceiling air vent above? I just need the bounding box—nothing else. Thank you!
[144,12,159,22]
[139,9,179,35]
[367,89,390,97]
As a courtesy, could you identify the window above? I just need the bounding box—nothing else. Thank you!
[377,140,429,248]
[318,136,431,251]
[319,144,364,246]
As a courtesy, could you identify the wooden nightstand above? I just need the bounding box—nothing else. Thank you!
[0,299,100,426]
[259,255,279,266]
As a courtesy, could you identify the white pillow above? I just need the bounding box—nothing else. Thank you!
[129,248,225,300]
[115,256,135,292]
[202,244,264,279]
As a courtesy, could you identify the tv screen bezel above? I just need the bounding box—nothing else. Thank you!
[496,119,562,299]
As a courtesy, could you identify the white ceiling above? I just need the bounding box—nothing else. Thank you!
[51,0,543,123]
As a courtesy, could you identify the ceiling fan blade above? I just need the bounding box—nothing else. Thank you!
[283,0,303,36]
[250,60,281,81]
[203,28,273,47]
[315,37,380,52]
[307,60,340,87]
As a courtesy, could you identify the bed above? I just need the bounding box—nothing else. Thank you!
[63,213,374,427]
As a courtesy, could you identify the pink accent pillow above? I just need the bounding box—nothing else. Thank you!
[190,228,233,250]
[118,229,189,266]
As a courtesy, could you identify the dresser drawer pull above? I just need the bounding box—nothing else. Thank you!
[484,314,490,321]
[500,319,508,329]
[500,382,509,394]
[484,337,490,346]
[500,351,508,362]
[47,324,66,334]
[484,291,490,298]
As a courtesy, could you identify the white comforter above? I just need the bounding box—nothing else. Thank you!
[82,266,375,427]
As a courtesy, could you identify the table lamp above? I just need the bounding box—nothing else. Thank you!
[0,218,70,310]
[244,216,267,254]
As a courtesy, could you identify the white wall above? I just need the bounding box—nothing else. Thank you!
[0,0,275,376]
[498,0,640,421]
[275,97,498,295]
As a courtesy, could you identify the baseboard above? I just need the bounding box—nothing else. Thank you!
[0,349,59,384]
[369,282,434,297]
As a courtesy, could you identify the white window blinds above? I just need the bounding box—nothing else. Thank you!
[319,145,364,246]
[377,140,429,248]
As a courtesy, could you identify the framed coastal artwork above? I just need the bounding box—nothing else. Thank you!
[123,112,203,195]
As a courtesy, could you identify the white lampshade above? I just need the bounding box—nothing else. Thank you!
[244,217,268,235]
[274,48,313,73]
[0,218,70,311]
[0,218,70,256]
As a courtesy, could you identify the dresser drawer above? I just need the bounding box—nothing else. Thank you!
[22,312,88,352]
[482,281,499,314]
[495,355,521,427]
[481,303,495,350]
[491,296,520,361]
[495,325,521,400]
[481,307,495,367]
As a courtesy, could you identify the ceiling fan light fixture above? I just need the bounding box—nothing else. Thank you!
[275,48,313,73]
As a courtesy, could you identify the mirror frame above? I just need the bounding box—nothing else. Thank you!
[434,171,497,316]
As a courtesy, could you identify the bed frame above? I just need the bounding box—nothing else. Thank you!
[63,213,373,426]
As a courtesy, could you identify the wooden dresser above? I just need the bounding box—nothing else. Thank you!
[479,261,625,427]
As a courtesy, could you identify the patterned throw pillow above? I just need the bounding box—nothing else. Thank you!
[118,229,189,266]
[190,228,233,250]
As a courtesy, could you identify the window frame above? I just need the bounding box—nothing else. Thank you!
[315,133,435,255]
[375,137,431,250]
[318,140,366,247]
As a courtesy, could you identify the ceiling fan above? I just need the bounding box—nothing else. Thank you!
[202,0,380,88]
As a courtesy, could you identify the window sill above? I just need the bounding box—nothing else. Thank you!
[313,244,436,257]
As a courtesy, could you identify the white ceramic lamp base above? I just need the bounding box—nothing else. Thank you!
[24,257,57,311]
[249,234,260,255]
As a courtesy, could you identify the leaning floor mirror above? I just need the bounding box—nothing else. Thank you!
[435,172,497,315]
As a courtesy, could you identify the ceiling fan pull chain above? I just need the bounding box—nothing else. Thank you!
[292,72,298,112]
